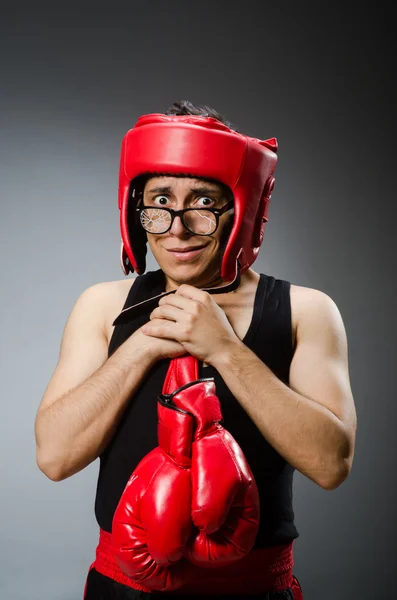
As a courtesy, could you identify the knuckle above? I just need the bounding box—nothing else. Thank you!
[187,313,195,324]
[192,303,201,316]
[184,324,193,336]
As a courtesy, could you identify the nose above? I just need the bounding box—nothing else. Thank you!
[168,211,191,236]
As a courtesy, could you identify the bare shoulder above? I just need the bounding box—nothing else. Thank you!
[290,282,330,312]
[98,277,137,344]
[74,277,136,343]
[289,283,346,352]
[290,283,340,316]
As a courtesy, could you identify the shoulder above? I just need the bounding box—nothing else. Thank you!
[290,283,333,315]
[77,277,137,344]
[289,283,347,353]
[290,283,342,320]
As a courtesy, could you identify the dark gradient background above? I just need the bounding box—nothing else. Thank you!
[0,3,395,599]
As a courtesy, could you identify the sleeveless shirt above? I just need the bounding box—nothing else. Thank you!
[94,268,299,548]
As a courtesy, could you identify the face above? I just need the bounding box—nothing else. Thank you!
[141,175,234,291]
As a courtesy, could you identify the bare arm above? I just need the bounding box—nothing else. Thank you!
[35,281,183,482]
[209,288,357,490]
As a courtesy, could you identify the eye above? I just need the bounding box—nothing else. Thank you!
[152,195,170,206]
[196,196,215,207]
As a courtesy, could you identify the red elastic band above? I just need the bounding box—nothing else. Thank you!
[89,528,295,595]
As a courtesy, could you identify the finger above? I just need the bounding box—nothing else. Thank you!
[158,293,198,312]
[150,305,184,322]
[175,284,211,306]
[142,318,181,340]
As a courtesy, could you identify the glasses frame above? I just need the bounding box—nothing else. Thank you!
[136,200,234,236]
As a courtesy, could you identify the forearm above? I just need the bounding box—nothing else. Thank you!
[210,341,351,490]
[35,341,155,481]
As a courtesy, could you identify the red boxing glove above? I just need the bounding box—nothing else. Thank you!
[112,396,194,591]
[161,355,260,567]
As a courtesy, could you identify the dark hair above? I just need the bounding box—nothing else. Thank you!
[128,101,235,272]
[131,100,236,203]
[165,100,237,131]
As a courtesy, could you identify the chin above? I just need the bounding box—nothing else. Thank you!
[150,242,223,284]
[165,262,206,282]
[167,261,224,289]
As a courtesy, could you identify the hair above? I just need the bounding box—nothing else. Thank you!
[130,100,235,215]
[165,100,238,131]
[128,101,236,271]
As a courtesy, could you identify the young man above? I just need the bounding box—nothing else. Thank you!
[35,101,357,599]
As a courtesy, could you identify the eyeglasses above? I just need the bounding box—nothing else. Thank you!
[136,201,234,236]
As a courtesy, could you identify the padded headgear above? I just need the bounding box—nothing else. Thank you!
[118,113,278,282]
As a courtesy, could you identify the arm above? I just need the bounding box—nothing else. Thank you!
[209,289,357,491]
[35,281,156,482]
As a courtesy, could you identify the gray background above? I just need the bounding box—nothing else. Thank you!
[1,2,395,599]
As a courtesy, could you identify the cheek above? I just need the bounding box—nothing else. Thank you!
[147,235,159,250]
[146,236,163,260]
[218,218,234,248]
[146,236,154,251]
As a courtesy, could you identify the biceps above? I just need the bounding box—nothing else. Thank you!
[37,286,109,414]
[289,338,355,426]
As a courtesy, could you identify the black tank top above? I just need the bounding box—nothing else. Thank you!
[94,269,299,548]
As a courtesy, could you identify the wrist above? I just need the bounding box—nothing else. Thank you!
[207,338,245,371]
[118,336,157,369]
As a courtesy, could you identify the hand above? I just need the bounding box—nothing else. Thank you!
[142,284,240,364]
[128,324,187,362]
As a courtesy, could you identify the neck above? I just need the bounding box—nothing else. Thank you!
[164,267,245,295]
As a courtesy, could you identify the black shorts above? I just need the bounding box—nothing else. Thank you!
[84,567,300,599]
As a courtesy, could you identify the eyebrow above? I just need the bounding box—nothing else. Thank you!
[146,185,222,196]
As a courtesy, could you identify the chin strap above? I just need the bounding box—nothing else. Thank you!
[112,265,241,326]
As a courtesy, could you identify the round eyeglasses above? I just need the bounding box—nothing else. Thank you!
[136,201,234,236]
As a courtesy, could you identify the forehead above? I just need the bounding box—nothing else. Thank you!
[143,175,225,194]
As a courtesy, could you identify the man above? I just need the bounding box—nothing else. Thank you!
[35,101,357,599]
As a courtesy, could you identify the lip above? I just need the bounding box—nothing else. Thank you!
[165,244,208,261]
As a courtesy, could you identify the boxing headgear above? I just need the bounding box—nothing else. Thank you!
[118,113,278,283]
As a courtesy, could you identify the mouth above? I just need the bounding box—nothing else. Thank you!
[165,244,208,261]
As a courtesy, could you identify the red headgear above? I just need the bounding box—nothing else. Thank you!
[118,113,278,282]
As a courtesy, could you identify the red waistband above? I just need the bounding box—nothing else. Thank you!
[90,528,295,595]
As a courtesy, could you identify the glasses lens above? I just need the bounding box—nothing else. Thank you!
[140,208,172,233]
[184,209,217,234]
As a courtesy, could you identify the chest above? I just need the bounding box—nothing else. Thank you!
[214,296,255,342]
[104,277,298,358]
